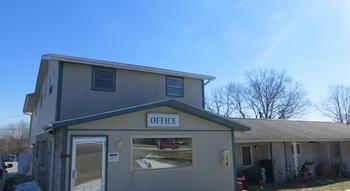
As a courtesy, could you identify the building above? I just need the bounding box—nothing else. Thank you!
[231,118,350,184]
[23,54,249,191]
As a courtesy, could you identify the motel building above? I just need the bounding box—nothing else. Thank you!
[23,54,249,191]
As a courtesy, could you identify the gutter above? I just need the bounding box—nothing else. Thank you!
[203,79,213,86]
[231,130,237,191]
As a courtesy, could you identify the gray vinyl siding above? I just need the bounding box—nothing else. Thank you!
[30,60,59,144]
[29,60,60,191]
[59,62,203,120]
[33,133,52,191]
[60,106,234,191]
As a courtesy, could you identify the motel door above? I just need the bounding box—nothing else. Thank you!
[330,142,342,165]
[71,137,106,191]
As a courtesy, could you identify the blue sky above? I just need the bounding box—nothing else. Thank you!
[1,0,350,126]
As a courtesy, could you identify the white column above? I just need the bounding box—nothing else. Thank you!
[292,141,299,177]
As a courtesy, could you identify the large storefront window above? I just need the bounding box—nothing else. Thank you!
[132,137,192,170]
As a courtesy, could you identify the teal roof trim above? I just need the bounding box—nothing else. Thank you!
[50,99,250,131]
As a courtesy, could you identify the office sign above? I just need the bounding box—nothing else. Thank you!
[147,113,180,128]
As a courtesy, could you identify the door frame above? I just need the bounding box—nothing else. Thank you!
[69,135,108,191]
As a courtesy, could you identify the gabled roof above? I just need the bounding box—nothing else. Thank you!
[231,118,350,142]
[43,54,216,80]
[48,99,250,131]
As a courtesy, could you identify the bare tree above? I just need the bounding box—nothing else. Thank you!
[245,69,309,119]
[206,83,247,118]
[320,85,350,125]
[206,87,233,117]
[0,120,30,156]
[226,83,246,118]
[206,68,310,119]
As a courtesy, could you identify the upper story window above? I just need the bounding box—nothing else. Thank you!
[92,67,116,92]
[166,76,183,97]
[49,75,54,95]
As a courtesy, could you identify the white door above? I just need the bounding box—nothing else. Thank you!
[71,137,106,191]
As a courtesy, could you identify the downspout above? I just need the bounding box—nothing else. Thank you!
[231,130,237,191]
[203,79,213,86]
[47,127,55,191]
[202,79,213,110]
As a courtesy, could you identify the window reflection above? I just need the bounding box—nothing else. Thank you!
[132,137,192,170]
[75,143,103,191]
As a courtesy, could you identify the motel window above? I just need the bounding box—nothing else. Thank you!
[92,67,116,92]
[49,75,54,95]
[291,143,301,156]
[166,76,183,97]
[241,146,253,166]
[132,137,192,170]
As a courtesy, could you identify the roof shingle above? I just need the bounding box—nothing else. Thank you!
[231,118,350,142]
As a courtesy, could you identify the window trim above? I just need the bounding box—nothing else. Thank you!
[166,76,184,97]
[130,135,195,173]
[241,145,253,167]
[91,67,116,92]
[291,143,301,156]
